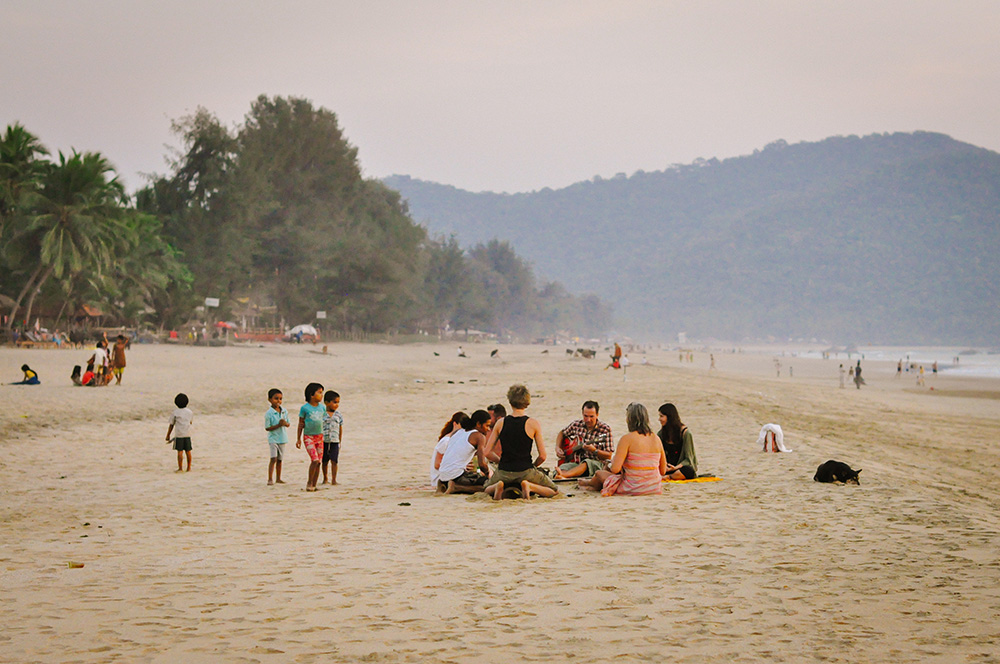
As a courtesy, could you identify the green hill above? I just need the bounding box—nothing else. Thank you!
[385,132,1000,344]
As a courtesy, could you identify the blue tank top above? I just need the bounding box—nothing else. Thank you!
[498,415,534,472]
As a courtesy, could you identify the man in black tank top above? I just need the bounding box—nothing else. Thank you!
[483,384,559,500]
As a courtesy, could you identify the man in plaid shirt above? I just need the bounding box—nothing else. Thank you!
[553,401,613,479]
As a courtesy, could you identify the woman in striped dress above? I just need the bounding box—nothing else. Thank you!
[578,403,667,496]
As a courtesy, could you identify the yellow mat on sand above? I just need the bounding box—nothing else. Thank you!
[663,476,722,484]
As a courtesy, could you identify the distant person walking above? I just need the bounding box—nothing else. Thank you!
[854,361,864,389]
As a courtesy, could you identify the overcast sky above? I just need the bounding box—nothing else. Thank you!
[3,1,999,193]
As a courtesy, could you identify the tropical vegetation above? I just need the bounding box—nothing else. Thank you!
[1,97,611,340]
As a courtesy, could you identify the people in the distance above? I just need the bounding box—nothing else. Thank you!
[578,402,667,496]
[483,384,559,501]
[657,403,698,480]
[553,400,613,479]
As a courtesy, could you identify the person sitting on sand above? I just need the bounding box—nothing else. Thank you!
[430,411,467,488]
[578,402,667,496]
[657,403,698,480]
[11,364,40,385]
[437,410,492,494]
[553,400,613,479]
[482,384,559,501]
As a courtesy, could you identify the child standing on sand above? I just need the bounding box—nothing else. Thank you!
[322,390,344,485]
[264,388,290,485]
[296,382,325,492]
[166,393,194,472]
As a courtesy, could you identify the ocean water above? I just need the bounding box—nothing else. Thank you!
[800,347,1000,379]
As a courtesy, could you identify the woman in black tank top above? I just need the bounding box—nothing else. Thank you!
[498,415,534,472]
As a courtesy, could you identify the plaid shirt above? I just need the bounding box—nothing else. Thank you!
[559,419,613,464]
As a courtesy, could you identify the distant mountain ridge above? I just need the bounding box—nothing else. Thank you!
[385,132,1000,344]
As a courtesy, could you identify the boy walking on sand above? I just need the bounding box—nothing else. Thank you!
[322,390,344,485]
[265,388,290,485]
[166,393,193,472]
[296,382,325,492]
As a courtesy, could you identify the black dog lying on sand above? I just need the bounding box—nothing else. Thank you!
[814,460,862,484]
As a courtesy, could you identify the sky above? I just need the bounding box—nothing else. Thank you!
[3,0,1000,194]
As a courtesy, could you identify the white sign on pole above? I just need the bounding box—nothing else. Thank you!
[316,311,327,319]
[205,297,220,308]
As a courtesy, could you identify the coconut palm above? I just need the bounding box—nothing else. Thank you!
[0,123,49,240]
[5,150,126,330]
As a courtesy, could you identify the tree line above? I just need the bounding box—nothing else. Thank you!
[1,96,611,339]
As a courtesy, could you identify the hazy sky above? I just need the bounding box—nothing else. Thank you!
[3,1,999,193]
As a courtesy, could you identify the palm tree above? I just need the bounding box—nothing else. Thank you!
[0,123,49,241]
[5,150,126,330]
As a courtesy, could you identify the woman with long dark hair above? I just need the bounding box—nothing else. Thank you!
[430,411,467,487]
[657,403,698,480]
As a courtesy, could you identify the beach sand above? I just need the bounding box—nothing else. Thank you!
[2,342,999,663]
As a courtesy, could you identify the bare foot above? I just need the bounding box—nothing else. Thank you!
[267,480,274,486]
[275,479,285,484]
[331,481,338,485]
[491,481,504,501]
[521,480,533,501]
[175,469,184,473]
[444,481,456,495]
[306,486,317,492]
[321,480,329,484]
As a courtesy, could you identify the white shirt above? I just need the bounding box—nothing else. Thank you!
[429,434,452,486]
[437,429,476,482]
[93,347,108,367]
[169,407,194,438]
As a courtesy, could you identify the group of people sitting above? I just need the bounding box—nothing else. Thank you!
[429,384,699,499]
[70,335,128,387]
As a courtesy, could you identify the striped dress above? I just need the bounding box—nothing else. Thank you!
[601,452,663,496]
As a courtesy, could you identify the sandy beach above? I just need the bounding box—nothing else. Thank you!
[2,342,999,663]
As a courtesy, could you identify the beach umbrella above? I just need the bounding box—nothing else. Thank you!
[214,321,237,329]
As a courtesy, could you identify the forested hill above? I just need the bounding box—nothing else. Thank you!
[385,132,1000,345]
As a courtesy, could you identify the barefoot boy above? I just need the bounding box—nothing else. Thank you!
[264,388,290,485]
[166,393,193,472]
[322,390,344,485]
[296,382,325,491]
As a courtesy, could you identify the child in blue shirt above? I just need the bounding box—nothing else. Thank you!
[296,382,325,492]
[322,390,344,485]
[264,388,290,485]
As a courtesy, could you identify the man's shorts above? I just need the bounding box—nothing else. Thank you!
[269,442,285,461]
[485,467,557,492]
[323,442,341,464]
[112,367,124,377]
[302,434,323,462]
[173,437,192,451]
[558,458,605,476]
[438,470,487,490]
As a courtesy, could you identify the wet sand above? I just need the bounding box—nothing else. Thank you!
[2,342,999,663]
